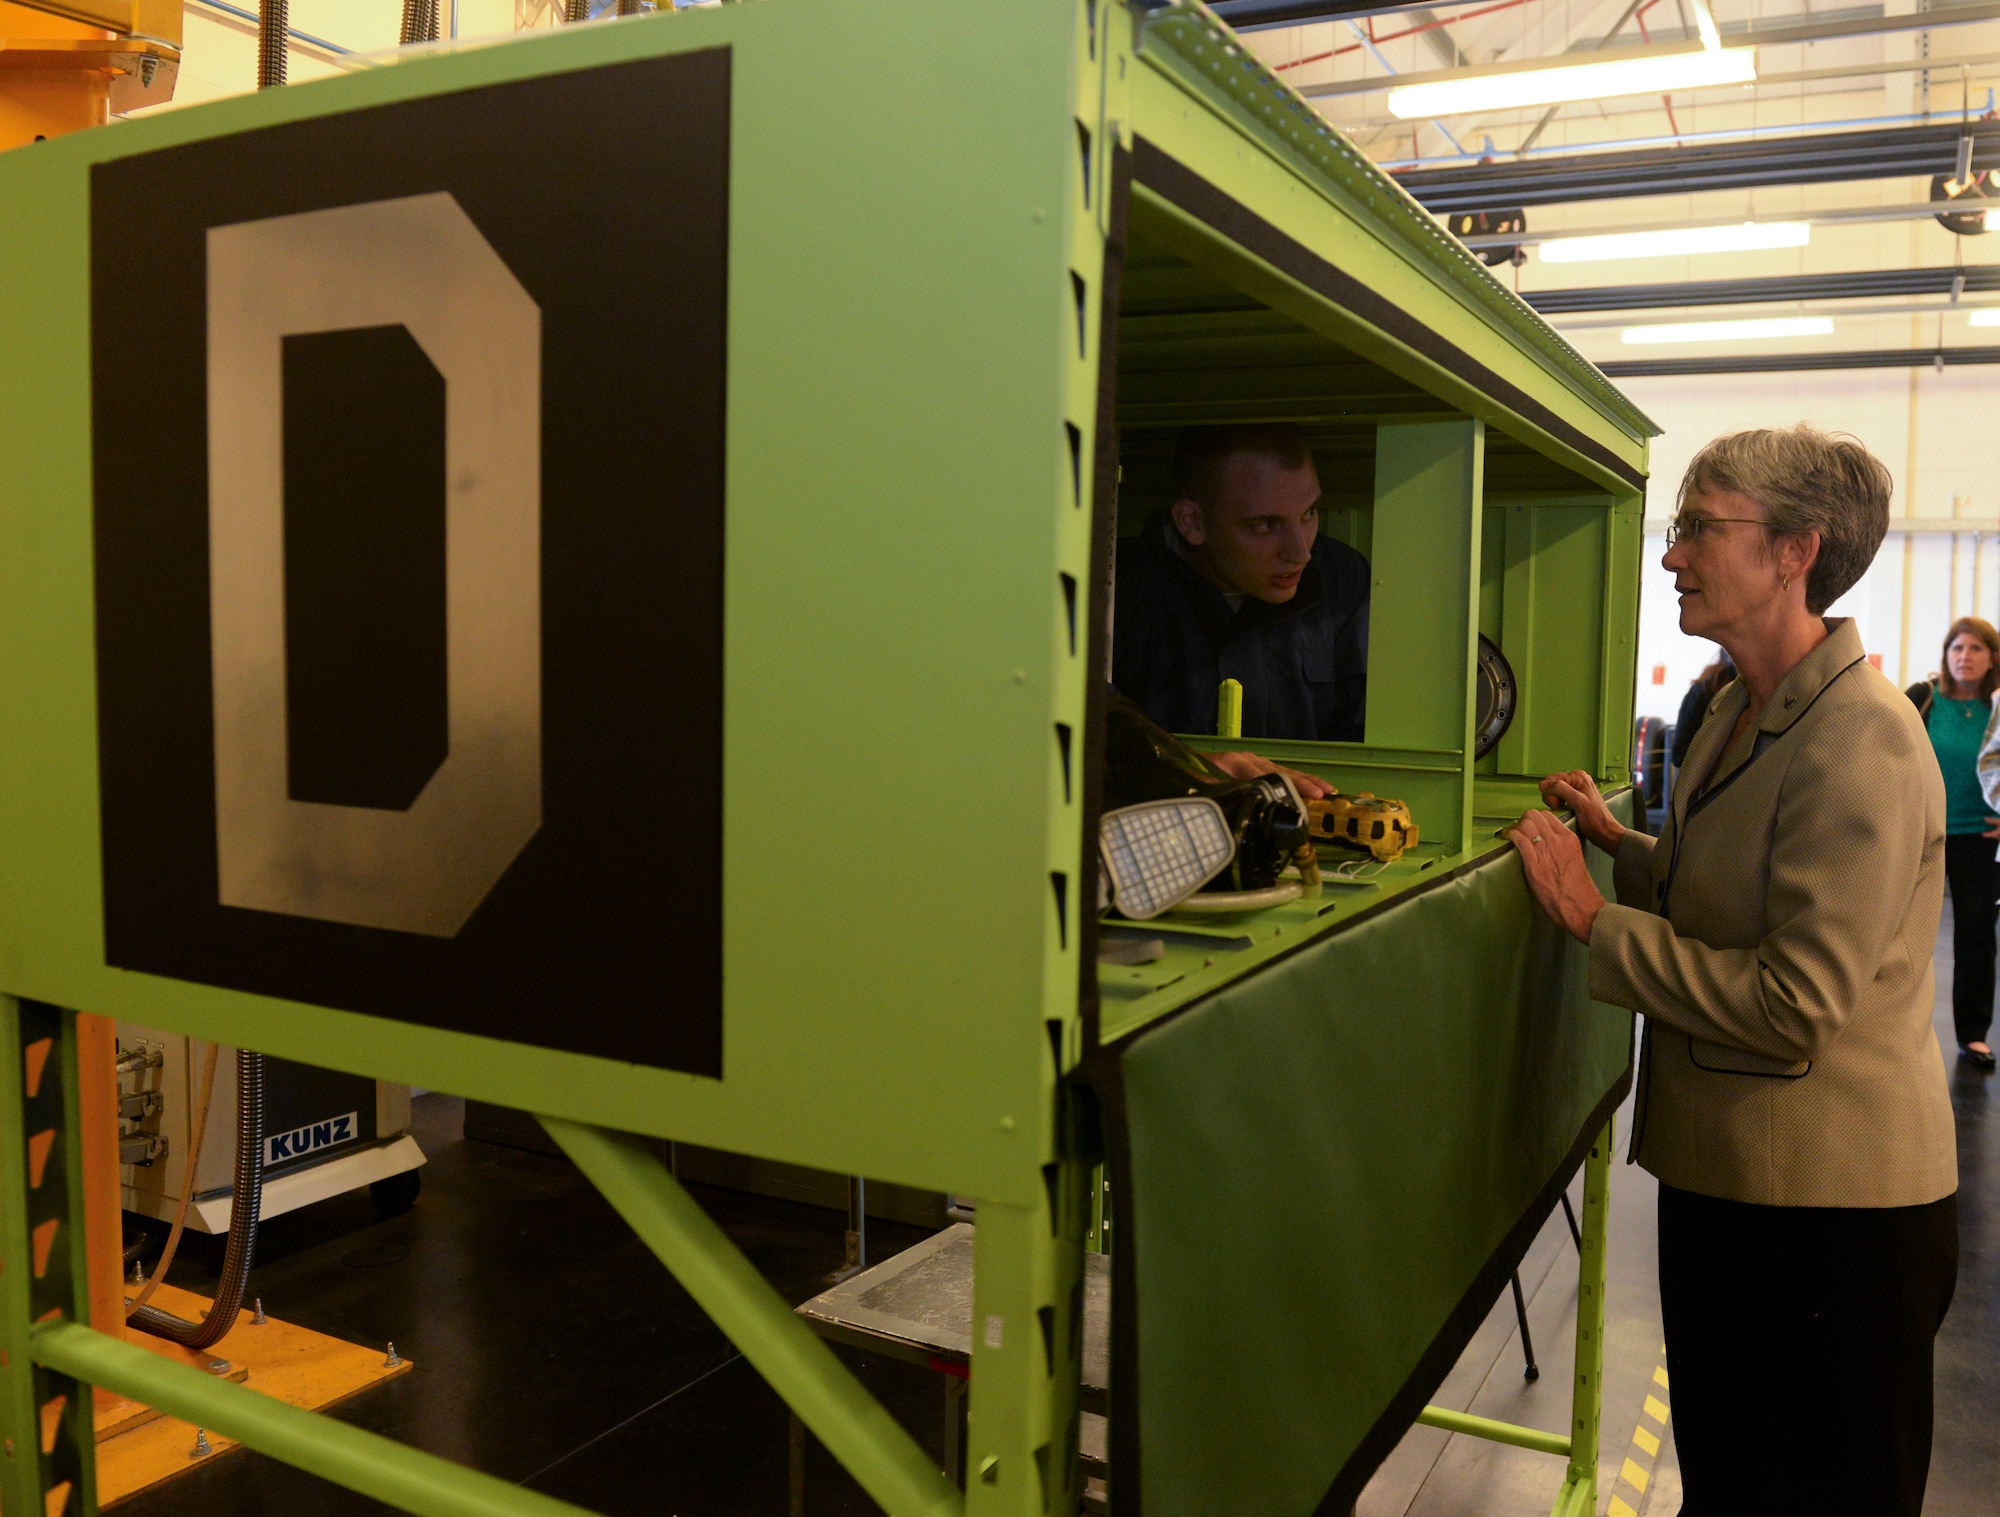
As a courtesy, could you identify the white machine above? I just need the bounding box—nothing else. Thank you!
[117,1022,425,1237]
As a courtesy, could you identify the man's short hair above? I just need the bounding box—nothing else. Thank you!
[1173,423,1313,506]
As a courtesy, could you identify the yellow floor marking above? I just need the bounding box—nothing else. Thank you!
[1643,1394,1670,1424]
[1608,1498,1639,1517]
[1621,1456,1651,1493]
[1633,1425,1660,1456]
[1652,1365,1670,1390]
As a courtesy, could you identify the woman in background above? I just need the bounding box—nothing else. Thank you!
[1670,650,1736,770]
[1908,617,2000,1069]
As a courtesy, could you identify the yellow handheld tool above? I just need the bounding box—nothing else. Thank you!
[1306,793,1419,864]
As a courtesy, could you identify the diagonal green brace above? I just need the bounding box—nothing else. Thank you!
[30,1319,596,1517]
[541,1117,963,1517]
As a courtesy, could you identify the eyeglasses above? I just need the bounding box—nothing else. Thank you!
[1665,511,1768,546]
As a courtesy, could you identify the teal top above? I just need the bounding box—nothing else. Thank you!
[1927,692,1997,835]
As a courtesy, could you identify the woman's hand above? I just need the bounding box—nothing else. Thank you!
[1984,815,2000,841]
[1203,750,1333,800]
[1503,807,1606,944]
[1538,769,1627,855]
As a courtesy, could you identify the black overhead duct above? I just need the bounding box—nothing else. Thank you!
[1398,123,2000,214]
[1207,0,1484,26]
[1528,266,2000,315]
[1601,346,2000,379]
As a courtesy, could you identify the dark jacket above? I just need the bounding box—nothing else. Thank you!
[1112,513,1369,741]
[1670,666,1732,769]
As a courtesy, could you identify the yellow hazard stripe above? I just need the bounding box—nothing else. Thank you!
[1614,1357,1673,1509]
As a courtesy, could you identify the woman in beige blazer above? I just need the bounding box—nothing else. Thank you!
[1508,426,1958,1517]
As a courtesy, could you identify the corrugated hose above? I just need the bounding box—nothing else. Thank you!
[126,1050,265,1351]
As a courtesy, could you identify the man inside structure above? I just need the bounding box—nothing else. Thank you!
[1114,423,1370,778]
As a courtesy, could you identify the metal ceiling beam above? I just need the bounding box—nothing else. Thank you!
[1207,0,1496,29]
[1528,265,2000,313]
[1302,2,2000,97]
[1600,345,2000,376]
[1399,121,2000,212]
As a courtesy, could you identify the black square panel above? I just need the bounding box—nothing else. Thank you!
[91,49,729,1076]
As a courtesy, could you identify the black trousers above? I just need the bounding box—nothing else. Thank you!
[1945,834,2000,1047]
[1658,1183,1958,1517]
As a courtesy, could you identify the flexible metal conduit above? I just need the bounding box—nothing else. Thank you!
[128,1053,265,1351]
[257,0,287,87]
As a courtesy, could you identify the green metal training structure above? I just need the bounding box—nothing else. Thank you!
[0,1,1654,1514]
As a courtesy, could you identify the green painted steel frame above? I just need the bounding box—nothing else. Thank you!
[0,2,1649,1515]
[1412,1117,1614,1517]
[1,1000,98,1517]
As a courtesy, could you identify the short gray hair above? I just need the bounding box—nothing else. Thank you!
[1677,425,1892,613]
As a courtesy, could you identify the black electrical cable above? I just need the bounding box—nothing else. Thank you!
[127,1053,264,1351]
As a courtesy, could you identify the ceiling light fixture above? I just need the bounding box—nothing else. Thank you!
[1386,0,1754,120]
[1620,316,1835,345]
[1538,220,1811,263]
[1971,308,2000,326]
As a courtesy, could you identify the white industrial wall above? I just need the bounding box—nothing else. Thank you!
[1621,365,2000,722]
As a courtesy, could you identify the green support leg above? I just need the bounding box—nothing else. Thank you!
[963,1160,1088,1517]
[1551,1116,1613,1517]
[542,1117,961,1517]
[1,999,99,1517]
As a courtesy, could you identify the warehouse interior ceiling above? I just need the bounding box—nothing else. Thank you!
[1232,0,2000,372]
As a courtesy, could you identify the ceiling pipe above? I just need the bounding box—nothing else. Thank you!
[1272,0,1533,72]
[1209,0,1498,29]
[1385,98,1995,172]
[185,0,353,60]
[1459,198,2000,250]
[1555,298,2000,330]
[1527,265,2000,314]
[1601,345,2000,377]
[1399,121,2000,212]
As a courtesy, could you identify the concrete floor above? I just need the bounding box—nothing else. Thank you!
[1362,905,1997,1517]
[114,910,1996,1516]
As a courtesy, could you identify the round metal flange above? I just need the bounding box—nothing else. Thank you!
[1474,633,1517,759]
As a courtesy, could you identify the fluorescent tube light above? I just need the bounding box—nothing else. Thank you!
[1987,208,2000,232]
[1692,0,1723,52]
[1386,46,1755,119]
[1538,221,1811,263]
[1970,308,2000,327]
[1621,317,1835,345]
